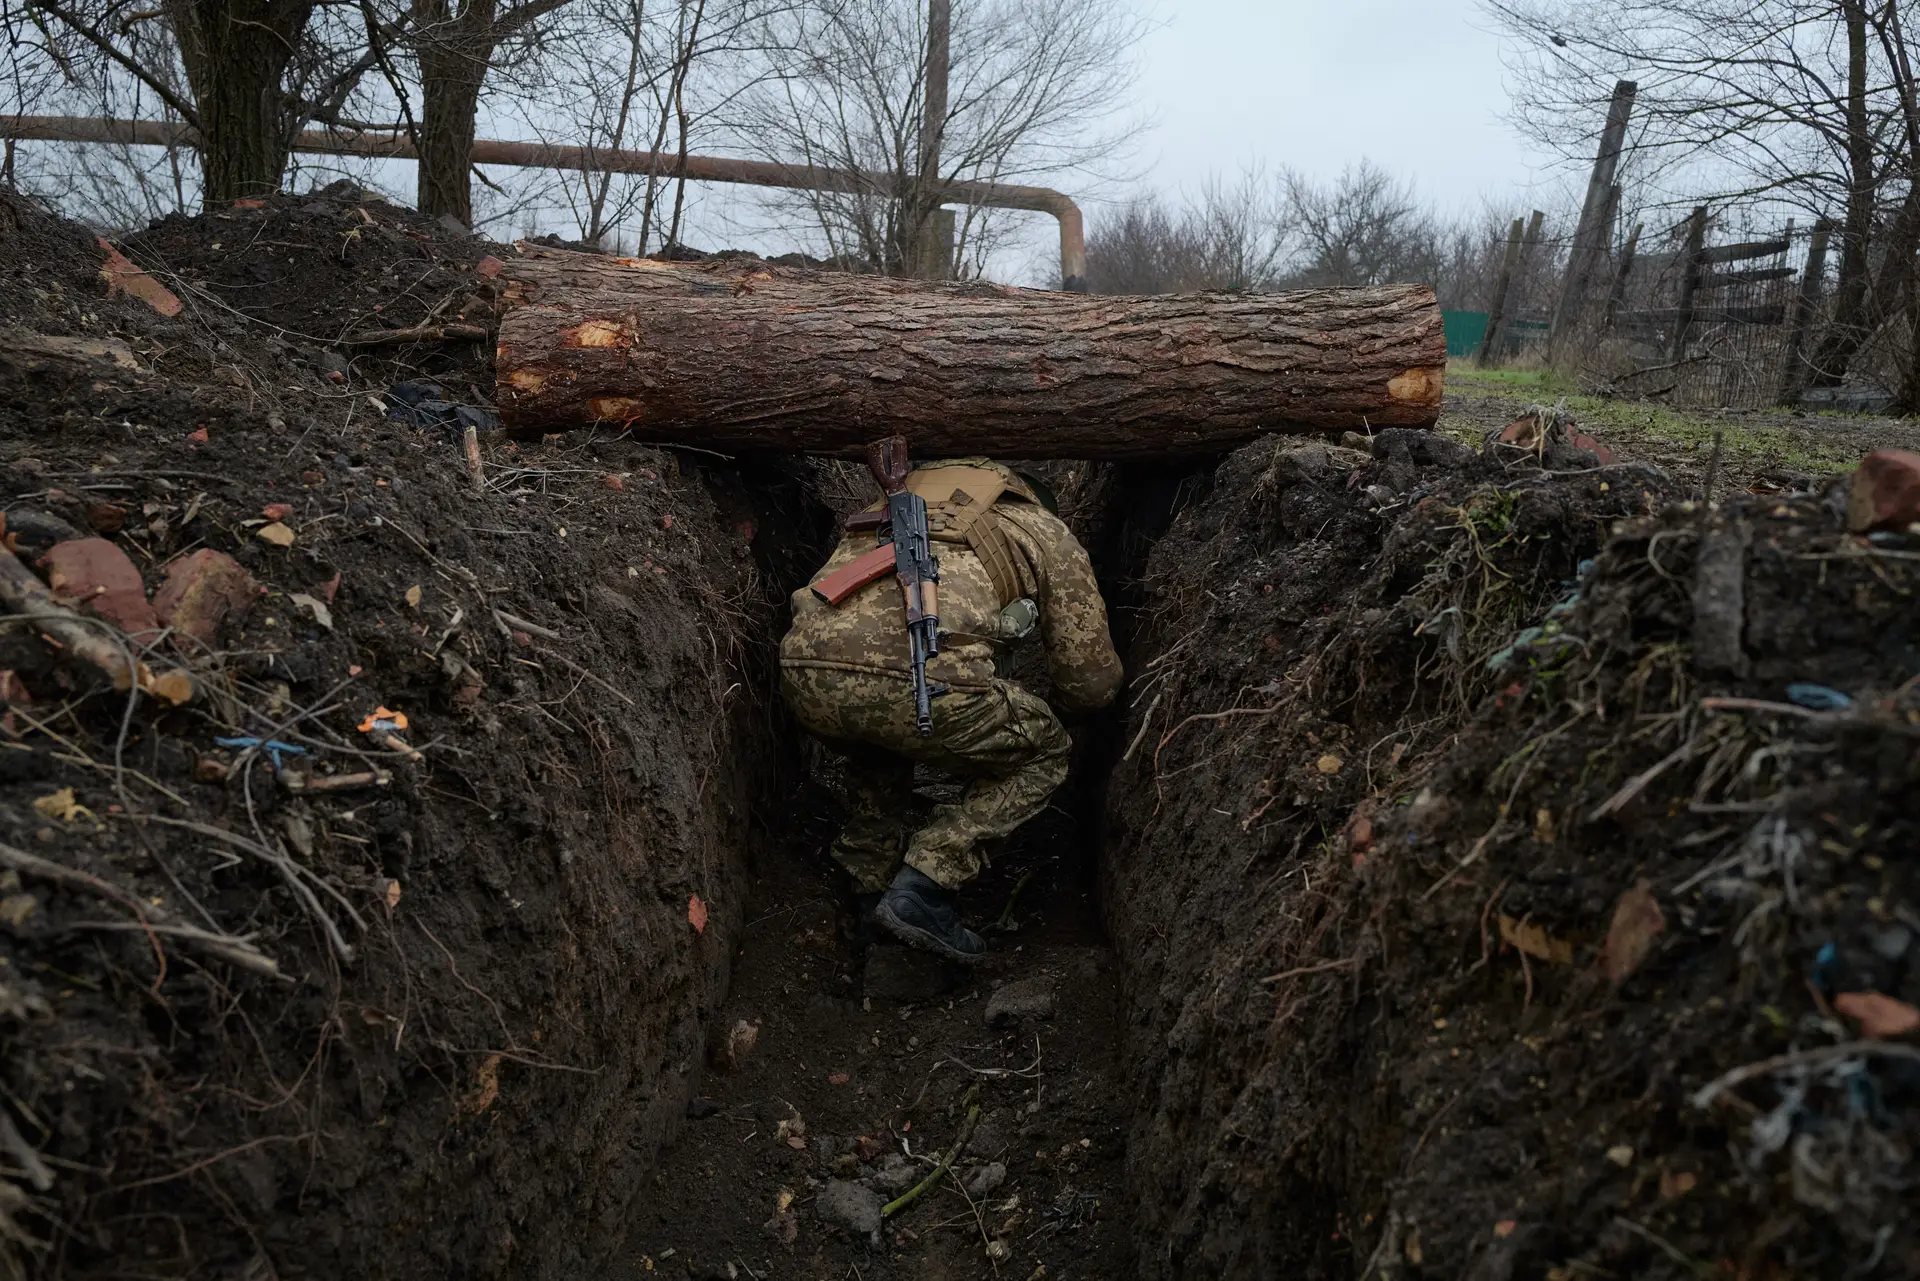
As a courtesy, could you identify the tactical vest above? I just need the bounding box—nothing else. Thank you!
[854,462,1038,608]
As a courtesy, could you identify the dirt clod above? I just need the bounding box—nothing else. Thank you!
[984,974,1057,1025]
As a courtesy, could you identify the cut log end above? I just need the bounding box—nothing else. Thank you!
[1388,366,1446,409]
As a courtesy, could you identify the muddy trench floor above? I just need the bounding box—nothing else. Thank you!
[617,776,1131,1281]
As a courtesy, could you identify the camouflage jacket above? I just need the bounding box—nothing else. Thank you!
[780,462,1123,716]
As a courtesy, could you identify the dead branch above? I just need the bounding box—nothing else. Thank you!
[337,322,488,346]
[0,839,283,979]
[1691,1040,1920,1110]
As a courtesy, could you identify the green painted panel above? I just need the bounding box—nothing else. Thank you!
[1442,310,1489,357]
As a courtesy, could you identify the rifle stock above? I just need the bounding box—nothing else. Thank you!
[811,544,897,606]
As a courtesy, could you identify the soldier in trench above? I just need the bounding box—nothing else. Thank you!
[780,459,1122,962]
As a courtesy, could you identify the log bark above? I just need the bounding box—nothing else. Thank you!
[494,250,1445,457]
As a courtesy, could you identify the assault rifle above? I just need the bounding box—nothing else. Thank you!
[805,436,943,733]
[869,435,942,734]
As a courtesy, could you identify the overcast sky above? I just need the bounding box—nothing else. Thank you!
[502,0,1577,283]
[958,0,1580,283]
[1127,0,1553,209]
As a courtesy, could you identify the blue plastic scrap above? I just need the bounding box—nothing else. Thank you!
[214,736,308,772]
[1785,683,1853,711]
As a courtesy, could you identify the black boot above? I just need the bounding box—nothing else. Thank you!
[874,866,986,963]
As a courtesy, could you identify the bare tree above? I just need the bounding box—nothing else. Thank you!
[3,1,393,206]
[1084,162,1525,312]
[731,0,1147,278]
[359,0,578,225]
[1486,0,1920,393]
[1083,172,1288,294]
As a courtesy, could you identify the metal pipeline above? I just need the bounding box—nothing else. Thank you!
[1,114,1089,290]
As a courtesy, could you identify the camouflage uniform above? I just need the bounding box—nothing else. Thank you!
[781,460,1122,892]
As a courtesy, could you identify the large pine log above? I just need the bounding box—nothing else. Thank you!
[494,249,1445,457]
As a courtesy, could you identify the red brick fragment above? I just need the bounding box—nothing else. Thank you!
[187,426,209,443]
[475,254,507,278]
[602,474,626,491]
[1344,809,1374,855]
[43,538,161,639]
[86,502,126,534]
[261,502,293,521]
[1846,448,1920,532]
[152,549,262,650]
[95,236,183,317]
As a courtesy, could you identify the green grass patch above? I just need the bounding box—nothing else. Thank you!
[1444,361,1864,475]
[1444,363,1582,397]
[1563,399,1860,474]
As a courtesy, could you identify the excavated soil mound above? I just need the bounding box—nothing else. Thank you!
[1,189,829,1280]
[1101,431,1919,1277]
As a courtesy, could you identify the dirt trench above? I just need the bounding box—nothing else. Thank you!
[5,183,1920,1281]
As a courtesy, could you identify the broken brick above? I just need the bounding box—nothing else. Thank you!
[1845,448,1920,532]
[95,236,183,318]
[475,254,507,279]
[261,502,293,521]
[42,538,160,639]
[86,502,126,534]
[1344,809,1374,855]
[152,549,262,650]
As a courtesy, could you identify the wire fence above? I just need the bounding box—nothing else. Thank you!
[1472,214,1891,412]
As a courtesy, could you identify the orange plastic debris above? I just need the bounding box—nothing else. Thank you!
[358,706,409,733]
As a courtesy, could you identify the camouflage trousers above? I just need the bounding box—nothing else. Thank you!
[780,665,1072,892]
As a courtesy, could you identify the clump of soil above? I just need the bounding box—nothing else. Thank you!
[1099,428,1919,1276]
[0,188,826,1280]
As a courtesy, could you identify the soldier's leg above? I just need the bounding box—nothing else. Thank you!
[902,681,1072,890]
[830,745,915,893]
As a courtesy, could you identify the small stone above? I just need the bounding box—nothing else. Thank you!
[1606,1144,1634,1167]
[815,1180,883,1236]
[42,538,160,639]
[85,502,125,534]
[152,550,261,649]
[984,975,1056,1027]
[963,1162,1008,1198]
[871,1152,917,1194]
[1847,448,1920,532]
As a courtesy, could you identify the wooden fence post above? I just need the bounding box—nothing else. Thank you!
[1477,216,1526,366]
[1606,221,1643,330]
[1779,219,1833,404]
[1670,205,1710,361]
[1550,79,1638,354]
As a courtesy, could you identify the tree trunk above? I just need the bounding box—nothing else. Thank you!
[168,0,316,207]
[1808,0,1878,387]
[494,251,1446,456]
[414,0,497,225]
